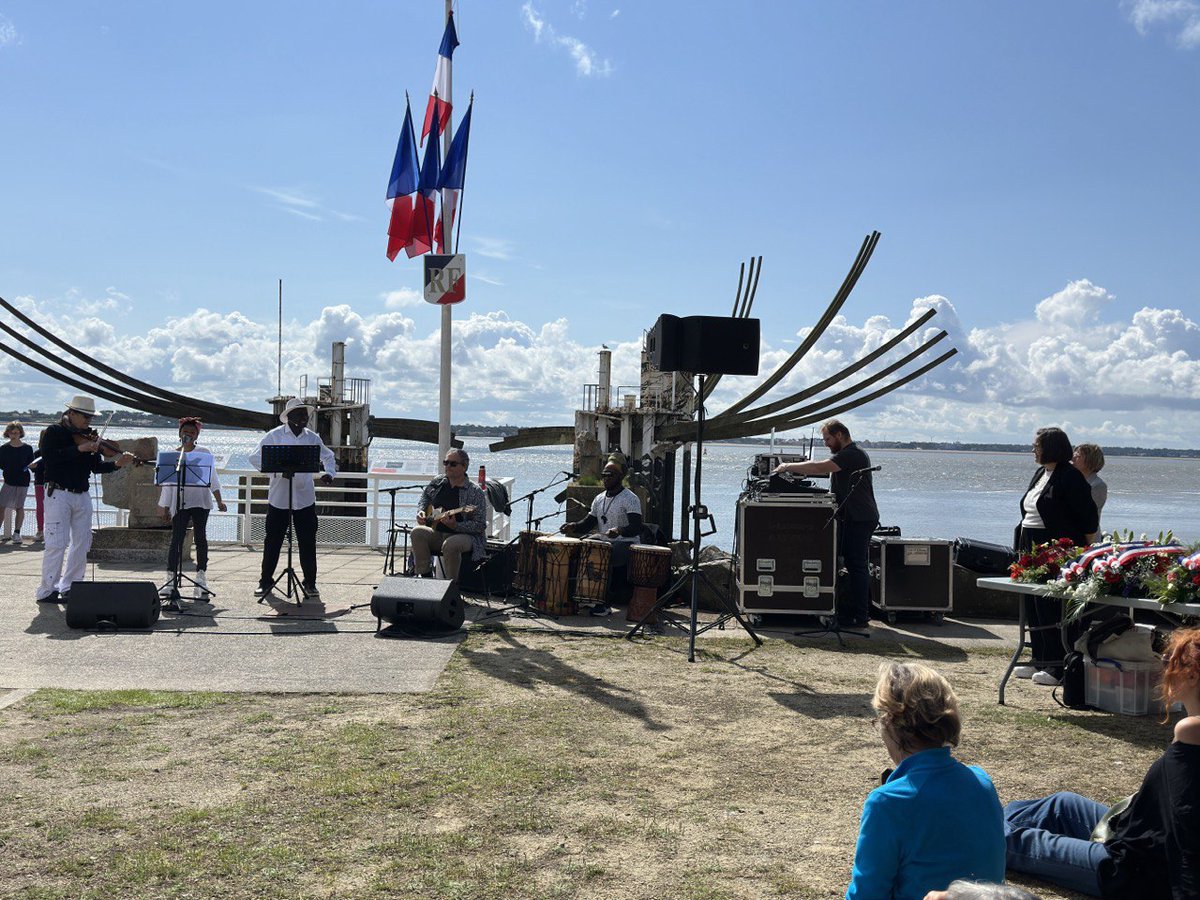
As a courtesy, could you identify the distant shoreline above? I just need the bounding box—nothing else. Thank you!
[6,410,1197,458]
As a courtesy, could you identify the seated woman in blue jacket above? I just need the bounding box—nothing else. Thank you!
[847,662,1006,900]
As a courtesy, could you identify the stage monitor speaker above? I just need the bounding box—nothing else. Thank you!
[371,576,464,631]
[64,581,162,629]
[647,314,760,376]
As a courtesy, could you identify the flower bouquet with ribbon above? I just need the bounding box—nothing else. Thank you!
[1051,531,1184,620]
[1009,537,1080,584]
[1145,547,1200,607]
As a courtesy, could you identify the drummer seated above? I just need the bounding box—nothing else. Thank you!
[560,462,642,614]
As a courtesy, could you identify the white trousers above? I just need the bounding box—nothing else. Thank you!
[39,489,94,598]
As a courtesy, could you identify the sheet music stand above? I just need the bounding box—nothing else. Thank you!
[155,450,216,611]
[260,444,322,605]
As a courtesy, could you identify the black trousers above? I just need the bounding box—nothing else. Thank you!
[261,504,318,587]
[168,507,210,572]
[1017,525,1067,675]
[839,518,878,622]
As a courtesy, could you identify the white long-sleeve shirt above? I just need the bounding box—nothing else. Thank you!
[248,425,337,509]
[157,444,220,511]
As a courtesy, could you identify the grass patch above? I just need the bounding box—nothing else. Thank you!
[29,689,236,715]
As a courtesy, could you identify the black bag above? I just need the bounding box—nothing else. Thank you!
[953,537,1016,575]
[1056,650,1089,709]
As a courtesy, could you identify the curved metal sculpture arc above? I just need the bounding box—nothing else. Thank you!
[702,255,763,403]
[0,340,204,422]
[662,338,952,443]
[0,318,277,430]
[369,416,462,447]
[0,297,276,428]
[709,311,940,429]
[717,231,880,419]
[664,348,959,444]
[488,425,574,453]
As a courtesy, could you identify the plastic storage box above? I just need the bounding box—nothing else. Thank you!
[1085,657,1163,716]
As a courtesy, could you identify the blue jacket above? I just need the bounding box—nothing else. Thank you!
[847,747,1005,900]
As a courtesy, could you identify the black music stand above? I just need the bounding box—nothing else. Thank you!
[155,449,217,611]
[380,484,423,575]
[626,373,763,661]
[260,444,321,606]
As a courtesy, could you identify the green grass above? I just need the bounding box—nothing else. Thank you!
[29,689,236,715]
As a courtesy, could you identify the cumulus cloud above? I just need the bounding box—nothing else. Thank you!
[1122,0,1200,48]
[6,278,1200,446]
[521,2,614,77]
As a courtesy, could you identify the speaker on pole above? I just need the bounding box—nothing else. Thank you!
[371,576,465,633]
[646,314,760,376]
[64,581,162,629]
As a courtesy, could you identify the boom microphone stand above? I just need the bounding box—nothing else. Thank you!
[627,373,763,661]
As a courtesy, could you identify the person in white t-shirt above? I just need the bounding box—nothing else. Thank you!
[248,399,337,600]
[561,461,643,616]
[157,417,226,599]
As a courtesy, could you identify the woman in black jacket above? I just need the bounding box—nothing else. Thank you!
[1012,427,1099,685]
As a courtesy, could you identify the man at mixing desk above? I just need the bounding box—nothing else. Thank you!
[772,418,879,628]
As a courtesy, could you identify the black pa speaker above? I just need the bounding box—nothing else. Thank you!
[371,576,465,630]
[64,581,162,629]
[647,314,760,376]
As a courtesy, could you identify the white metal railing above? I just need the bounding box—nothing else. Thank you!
[11,469,513,548]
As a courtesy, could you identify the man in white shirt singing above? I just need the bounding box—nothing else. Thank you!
[249,398,337,600]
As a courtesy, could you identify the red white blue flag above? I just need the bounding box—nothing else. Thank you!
[421,12,459,144]
[385,99,420,261]
[435,98,472,253]
[409,109,443,257]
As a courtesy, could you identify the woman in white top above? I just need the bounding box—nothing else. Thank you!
[1071,443,1107,540]
[157,418,225,596]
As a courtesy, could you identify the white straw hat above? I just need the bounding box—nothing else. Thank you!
[66,395,97,416]
[279,397,313,424]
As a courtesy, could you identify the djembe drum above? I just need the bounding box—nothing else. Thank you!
[574,539,613,608]
[513,530,546,594]
[535,534,581,616]
[626,544,673,623]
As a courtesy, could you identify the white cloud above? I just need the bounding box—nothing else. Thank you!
[521,2,614,77]
[8,279,1200,446]
[0,15,19,48]
[249,186,362,223]
[611,9,621,19]
[472,236,515,260]
[1122,0,1200,47]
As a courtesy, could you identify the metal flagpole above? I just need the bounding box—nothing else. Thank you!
[277,279,282,396]
[436,0,454,464]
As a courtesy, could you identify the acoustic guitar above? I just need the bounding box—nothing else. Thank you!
[423,504,478,528]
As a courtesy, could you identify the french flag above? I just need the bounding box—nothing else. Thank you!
[385,99,420,262]
[421,12,459,144]
[435,98,472,253]
[409,109,443,258]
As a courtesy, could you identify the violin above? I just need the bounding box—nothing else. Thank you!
[70,427,149,466]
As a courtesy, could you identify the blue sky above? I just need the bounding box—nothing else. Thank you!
[2,1,1199,446]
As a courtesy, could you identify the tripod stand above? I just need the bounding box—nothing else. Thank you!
[155,448,217,612]
[260,444,321,607]
[381,484,423,576]
[627,373,763,661]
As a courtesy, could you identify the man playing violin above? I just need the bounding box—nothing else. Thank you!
[35,395,136,603]
[411,447,487,583]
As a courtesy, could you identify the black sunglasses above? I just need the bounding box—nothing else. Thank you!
[443,460,462,467]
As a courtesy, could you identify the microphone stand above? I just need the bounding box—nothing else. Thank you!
[380,484,423,576]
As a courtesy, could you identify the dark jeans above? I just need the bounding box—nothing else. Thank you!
[168,507,210,572]
[261,504,318,587]
[839,518,877,622]
[1018,525,1067,676]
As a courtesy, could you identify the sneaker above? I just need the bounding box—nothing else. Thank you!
[1012,665,1037,679]
[1032,670,1062,686]
[253,583,272,599]
[302,582,320,600]
[35,590,59,604]
[589,604,612,617]
[0,536,8,544]
[194,570,208,599]
[10,533,21,547]
[34,532,44,543]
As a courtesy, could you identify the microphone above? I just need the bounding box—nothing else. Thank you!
[562,471,580,478]
[567,497,590,510]
[854,465,882,474]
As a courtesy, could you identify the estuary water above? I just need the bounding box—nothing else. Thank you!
[94,427,1199,552]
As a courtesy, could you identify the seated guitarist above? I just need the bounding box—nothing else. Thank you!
[412,448,488,582]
